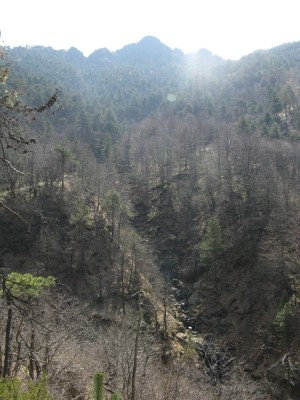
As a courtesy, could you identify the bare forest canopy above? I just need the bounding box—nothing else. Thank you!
[2,37,300,399]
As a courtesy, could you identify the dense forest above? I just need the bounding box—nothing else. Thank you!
[1,36,300,399]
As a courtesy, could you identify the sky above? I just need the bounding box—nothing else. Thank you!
[1,0,300,60]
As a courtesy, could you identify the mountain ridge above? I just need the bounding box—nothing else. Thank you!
[6,35,225,65]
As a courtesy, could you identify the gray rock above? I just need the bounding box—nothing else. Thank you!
[188,291,199,305]
[193,280,202,290]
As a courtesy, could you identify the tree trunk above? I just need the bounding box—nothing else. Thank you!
[121,251,126,314]
[131,298,141,400]
[3,285,13,378]
[29,329,35,380]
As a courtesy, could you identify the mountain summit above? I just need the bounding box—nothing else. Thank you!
[116,35,180,65]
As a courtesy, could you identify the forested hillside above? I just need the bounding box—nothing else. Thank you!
[1,37,300,399]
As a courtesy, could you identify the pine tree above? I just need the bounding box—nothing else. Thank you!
[93,372,105,400]
[1,273,55,378]
[0,376,53,400]
[200,217,223,266]
[111,394,121,400]
[200,217,223,290]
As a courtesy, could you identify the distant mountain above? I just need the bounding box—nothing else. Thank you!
[116,35,183,65]
[62,47,85,66]
[87,48,115,66]
[7,36,225,71]
[196,48,225,65]
[11,38,300,132]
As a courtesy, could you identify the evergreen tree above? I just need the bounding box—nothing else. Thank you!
[0,376,53,400]
[200,217,223,266]
[273,302,294,349]
[0,273,55,378]
[111,394,121,400]
[93,372,105,400]
[200,217,223,290]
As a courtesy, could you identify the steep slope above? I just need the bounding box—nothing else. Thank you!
[3,38,300,399]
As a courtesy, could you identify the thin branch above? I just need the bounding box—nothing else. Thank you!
[0,156,25,175]
[0,200,28,226]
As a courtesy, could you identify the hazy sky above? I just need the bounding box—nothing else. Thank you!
[1,0,299,60]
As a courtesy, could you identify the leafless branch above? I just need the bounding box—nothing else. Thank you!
[0,200,28,226]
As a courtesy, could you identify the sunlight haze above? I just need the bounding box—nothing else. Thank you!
[1,0,299,60]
